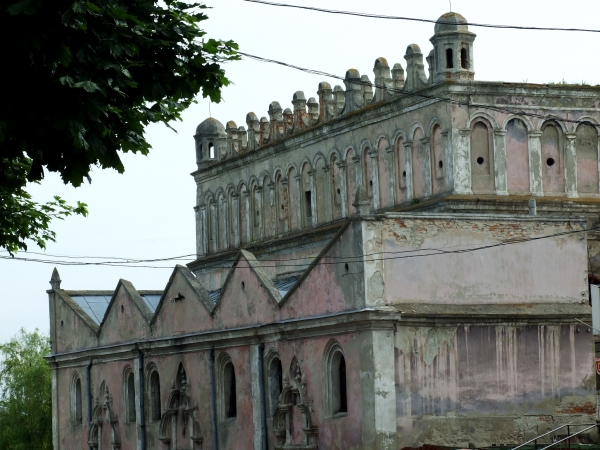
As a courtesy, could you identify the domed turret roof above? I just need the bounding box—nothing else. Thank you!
[434,12,470,34]
[195,117,225,136]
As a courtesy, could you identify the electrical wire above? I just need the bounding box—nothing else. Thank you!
[243,0,600,34]
[238,51,596,126]
[0,226,594,269]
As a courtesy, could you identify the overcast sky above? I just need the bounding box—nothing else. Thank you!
[2,0,600,343]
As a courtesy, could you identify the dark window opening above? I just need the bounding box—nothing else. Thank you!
[224,362,237,418]
[268,358,283,416]
[477,157,485,165]
[150,371,161,421]
[402,171,406,177]
[331,351,348,415]
[344,263,349,272]
[337,188,341,194]
[281,204,284,210]
[127,372,136,422]
[446,48,454,69]
[369,180,373,186]
[75,378,82,424]
[304,191,312,218]
[199,144,203,159]
[439,160,444,169]
[339,356,347,413]
[547,157,556,166]
[209,142,215,159]
[461,48,469,69]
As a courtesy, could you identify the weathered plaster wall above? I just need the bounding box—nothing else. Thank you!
[394,324,595,448]
[380,216,588,305]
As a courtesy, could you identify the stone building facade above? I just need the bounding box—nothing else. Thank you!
[48,12,600,450]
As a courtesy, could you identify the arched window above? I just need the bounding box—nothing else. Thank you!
[124,369,136,423]
[267,355,283,416]
[461,47,469,69]
[446,48,454,69]
[220,355,237,419]
[209,142,215,159]
[149,370,161,421]
[325,341,348,416]
[506,118,530,193]
[576,122,599,194]
[72,374,83,424]
[470,119,495,192]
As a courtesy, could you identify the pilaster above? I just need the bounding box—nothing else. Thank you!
[493,129,508,195]
[420,137,432,197]
[565,133,578,197]
[385,146,396,205]
[322,165,333,222]
[337,162,348,217]
[528,131,544,196]
[403,141,414,200]
[369,151,380,210]
[454,129,472,195]
[232,193,240,247]
[441,130,453,191]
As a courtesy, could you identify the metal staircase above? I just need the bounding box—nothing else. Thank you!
[511,423,598,450]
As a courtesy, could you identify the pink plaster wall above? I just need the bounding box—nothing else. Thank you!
[395,324,595,447]
[576,123,599,194]
[541,124,564,193]
[98,287,150,346]
[383,219,587,305]
[506,118,531,193]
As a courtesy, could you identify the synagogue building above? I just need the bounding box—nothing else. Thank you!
[47,12,600,450]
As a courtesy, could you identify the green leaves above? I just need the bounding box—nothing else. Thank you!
[0,157,89,255]
[0,0,237,253]
[0,330,52,450]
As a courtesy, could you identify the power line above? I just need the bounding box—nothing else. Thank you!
[1,226,593,270]
[243,0,600,33]
[238,51,595,126]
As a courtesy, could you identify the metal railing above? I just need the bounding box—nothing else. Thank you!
[511,423,597,450]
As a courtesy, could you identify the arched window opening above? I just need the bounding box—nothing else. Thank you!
[223,361,237,418]
[268,357,283,416]
[150,371,161,421]
[470,119,495,192]
[461,47,469,69]
[446,48,454,69]
[73,376,83,424]
[304,191,312,218]
[331,352,348,414]
[198,144,203,160]
[209,142,215,159]
[126,371,136,423]
[339,356,347,413]
[326,342,348,417]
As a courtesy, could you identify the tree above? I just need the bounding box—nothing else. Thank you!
[0,0,238,254]
[0,329,52,450]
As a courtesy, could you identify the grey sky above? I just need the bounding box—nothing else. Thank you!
[2,0,599,343]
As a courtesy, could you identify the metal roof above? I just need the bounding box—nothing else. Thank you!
[71,294,162,325]
[208,290,221,305]
[69,277,298,323]
[273,277,299,297]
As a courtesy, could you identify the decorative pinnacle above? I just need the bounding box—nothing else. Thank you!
[50,268,62,290]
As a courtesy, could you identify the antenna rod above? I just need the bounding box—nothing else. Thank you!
[449,0,452,11]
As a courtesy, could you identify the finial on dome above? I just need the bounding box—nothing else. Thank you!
[50,268,61,290]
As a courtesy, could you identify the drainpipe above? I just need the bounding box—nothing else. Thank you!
[138,351,146,450]
[209,347,219,450]
[86,359,93,450]
[258,343,268,450]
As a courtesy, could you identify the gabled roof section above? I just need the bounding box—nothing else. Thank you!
[98,279,153,332]
[150,265,214,325]
[55,290,100,333]
[213,249,283,311]
[278,220,351,306]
